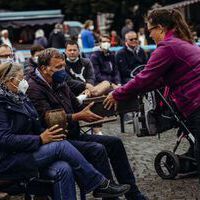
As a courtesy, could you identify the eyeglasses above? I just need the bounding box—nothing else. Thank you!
[128,38,138,42]
[0,54,14,59]
[148,26,158,33]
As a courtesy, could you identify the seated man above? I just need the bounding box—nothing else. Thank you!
[65,40,111,98]
[115,31,147,84]
[0,44,14,64]
[24,44,45,80]
[90,34,121,89]
[27,48,147,200]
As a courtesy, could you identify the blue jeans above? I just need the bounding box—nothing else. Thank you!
[33,141,105,200]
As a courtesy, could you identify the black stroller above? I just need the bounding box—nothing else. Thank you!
[130,65,197,179]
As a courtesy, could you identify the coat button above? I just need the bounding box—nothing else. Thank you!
[7,106,11,109]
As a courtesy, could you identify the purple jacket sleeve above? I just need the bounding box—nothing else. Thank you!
[113,44,174,101]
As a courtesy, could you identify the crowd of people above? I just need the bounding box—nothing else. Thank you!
[0,7,200,200]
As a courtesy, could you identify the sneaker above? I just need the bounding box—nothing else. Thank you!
[93,180,130,198]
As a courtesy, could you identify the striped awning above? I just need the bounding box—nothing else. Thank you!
[0,10,64,28]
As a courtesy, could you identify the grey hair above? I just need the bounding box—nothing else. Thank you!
[0,62,24,83]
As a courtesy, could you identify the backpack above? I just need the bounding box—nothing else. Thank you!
[130,65,175,137]
[133,91,158,136]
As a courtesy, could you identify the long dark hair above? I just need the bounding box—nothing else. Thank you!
[147,9,194,43]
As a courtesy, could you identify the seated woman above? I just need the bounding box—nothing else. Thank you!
[0,62,130,200]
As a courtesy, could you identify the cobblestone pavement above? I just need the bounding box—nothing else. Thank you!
[10,119,200,200]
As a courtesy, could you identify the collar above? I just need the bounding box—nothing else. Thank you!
[164,30,175,40]
[35,68,51,88]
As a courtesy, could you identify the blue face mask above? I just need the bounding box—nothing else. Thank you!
[52,69,68,83]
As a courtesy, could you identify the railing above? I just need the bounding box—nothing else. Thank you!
[15,42,200,59]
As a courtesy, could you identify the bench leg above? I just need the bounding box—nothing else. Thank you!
[120,114,125,133]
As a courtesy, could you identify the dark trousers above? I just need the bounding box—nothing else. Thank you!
[70,134,141,200]
[186,108,200,179]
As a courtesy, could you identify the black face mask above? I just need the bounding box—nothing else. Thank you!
[52,69,68,83]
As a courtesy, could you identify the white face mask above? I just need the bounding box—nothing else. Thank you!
[18,79,29,94]
[33,56,38,63]
[0,57,14,64]
[67,57,79,63]
[89,25,94,31]
[100,42,111,50]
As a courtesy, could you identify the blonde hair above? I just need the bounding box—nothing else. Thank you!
[0,63,23,83]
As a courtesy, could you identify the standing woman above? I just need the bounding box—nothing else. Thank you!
[104,9,200,179]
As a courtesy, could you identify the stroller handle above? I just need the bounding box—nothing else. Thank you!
[130,64,146,78]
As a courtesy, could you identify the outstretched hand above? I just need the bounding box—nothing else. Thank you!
[103,93,118,111]
[75,102,103,122]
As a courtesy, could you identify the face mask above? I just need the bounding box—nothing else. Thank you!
[18,79,29,94]
[52,69,68,84]
[66,57,79,63]
[33,56,38,64]
[100,42,111,50]
[0,57,14,64]
[89,25,94,31]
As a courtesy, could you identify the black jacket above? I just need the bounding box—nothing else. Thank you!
[27,72,83,139]
[66,57,95,85]
[115,46,147,84]
[0,86,41,179]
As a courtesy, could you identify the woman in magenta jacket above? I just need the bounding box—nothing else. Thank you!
[104,9,200,179]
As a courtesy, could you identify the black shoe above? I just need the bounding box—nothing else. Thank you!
[93,180,130,198]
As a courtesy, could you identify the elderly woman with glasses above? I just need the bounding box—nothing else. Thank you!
[0,62,130,200]
[104,8,200,180]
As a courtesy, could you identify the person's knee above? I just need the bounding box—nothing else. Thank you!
[109,136,124,148]
[52,161,74,181]
[93,143,107,158]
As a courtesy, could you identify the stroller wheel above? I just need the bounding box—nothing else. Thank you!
[154,150,180,179]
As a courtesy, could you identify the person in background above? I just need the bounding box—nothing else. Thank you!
[104,8,200,182]
[0,44,14,64]
[110,30,121,47]
[138,27,148,46]
[65,40,112,135]
[121,19,134,42]
[81,20,95,49]
[1,30,12,48]
[0,62,130,200]
[24,45,45,80]
[34,29,48,48]
[90,34,121,89]
[65,40,95,86]
[115,31,147,84]
[48,24,66,48]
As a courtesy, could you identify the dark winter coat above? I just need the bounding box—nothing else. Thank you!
[115,46,147,84]
[90,50,121,85]
[27,72,82,139]
[0,86,42,180]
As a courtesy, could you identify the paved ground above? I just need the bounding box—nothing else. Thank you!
[10,119,200,200]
